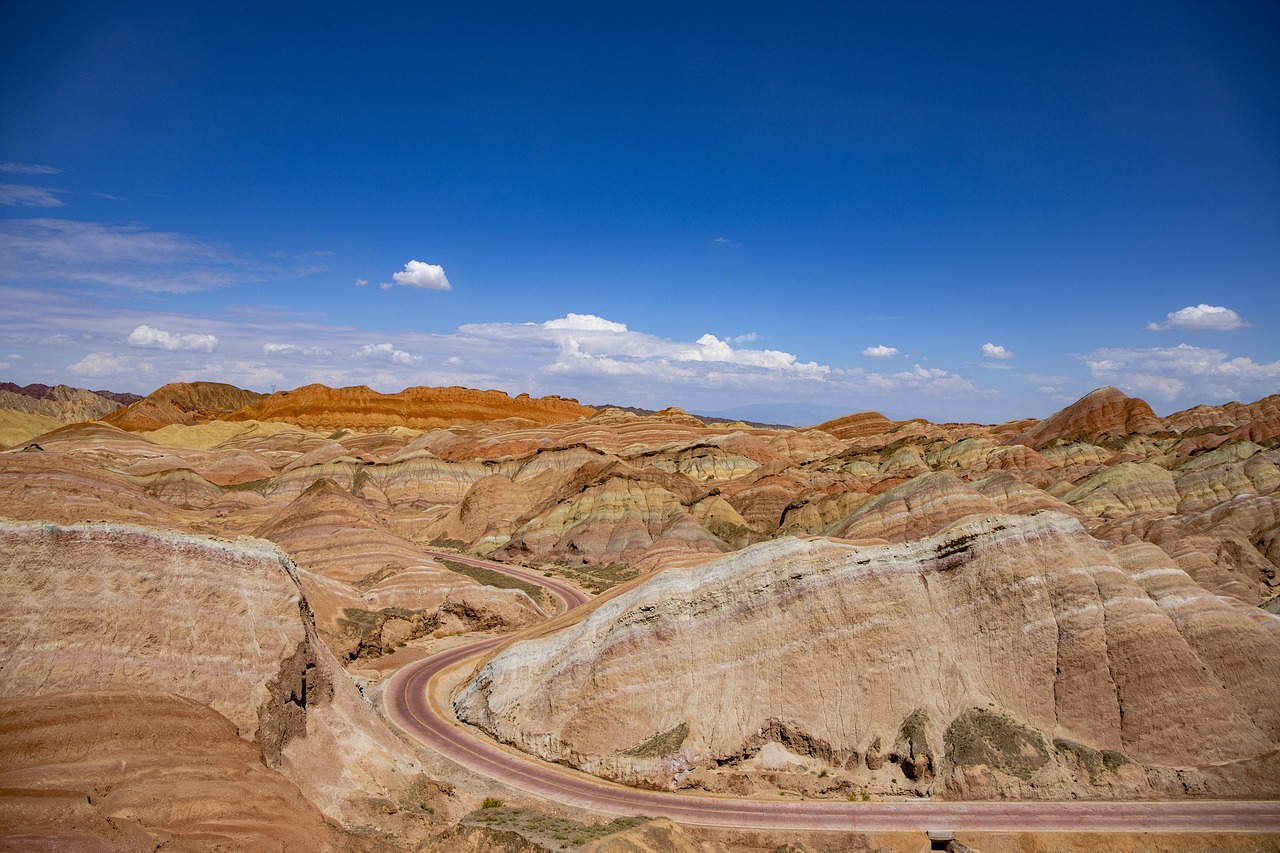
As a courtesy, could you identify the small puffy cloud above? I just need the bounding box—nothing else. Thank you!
[981,342,1013,359]
[862,344,899,358]
[0,184,63,207]
[390,259,451,291]
[357,342,414,364]
[0,162,60,174]
[544,313,627,333]
[67,351,144,378]
[126,324,218,353]
[354,277,368,287]
[444,356,462,365]
[1146,304,1248,331]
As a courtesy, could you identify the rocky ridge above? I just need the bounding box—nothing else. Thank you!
[455,511,1280,800]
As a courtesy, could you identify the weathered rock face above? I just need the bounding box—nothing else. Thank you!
[252,478,546,659]
[455,512,1280,800]
[0,519,446,831]
[102,380,267,430]
[227,383,596,432]
[0,690,395,852]
[0,382,138,422]
[1009,386,1163,448]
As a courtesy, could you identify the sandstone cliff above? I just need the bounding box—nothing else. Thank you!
[0,519,460,838]
[455,512,1280,800]
[226,383,596,431]
[102,380,267,430]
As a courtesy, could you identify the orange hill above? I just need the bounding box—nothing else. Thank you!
[224,383,596,431]
[103,381,267,431]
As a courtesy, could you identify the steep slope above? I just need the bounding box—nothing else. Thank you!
[252,479,546,659]
[0,381,139,422]
[455,513,1280,800]
[103,381,267,430]
[0,690,393,852]
[1008,387,1163,448]
[0,519,455,834]
[226,383,595,431]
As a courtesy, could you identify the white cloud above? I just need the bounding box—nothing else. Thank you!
[1146,304,1248,331]
[862,344,899,358]
[1086,343,1280,402]
[355,277,368,287]
[444,356,463,365]
[126,324,218,353]
[0,184,64,207]
[0,162,60,175]
[6,353,22,360]
[66,351,148,378]
[263,342,332,357]
[981,342,1013,359]
[544,313,627,332]
[390,259,451,291]
[0,218,256,292]
[729,332,759,345]
[357,342,414,364]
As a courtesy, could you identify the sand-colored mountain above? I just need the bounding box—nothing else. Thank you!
[0,519,454,838]
[103,380,267,430]
[3,378,1279,831]
[0,381,139,423]
[0,690,393,852]
[455,512,1280,800]
[226,383,596,431]
[252,478,546,659]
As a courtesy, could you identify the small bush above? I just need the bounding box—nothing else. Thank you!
[481,797,503,809]
[818,768,829,778]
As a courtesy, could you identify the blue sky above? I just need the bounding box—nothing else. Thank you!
[1,1,1277,424]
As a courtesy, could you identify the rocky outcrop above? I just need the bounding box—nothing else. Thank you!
[252,479,546,659]
[0,690,395,852]
[0,519,448,831]
[227,383,595,432]
[102,381,267,430]
[455,513,1280,800]
[1009,387,1163,448]
[0,381,139,422]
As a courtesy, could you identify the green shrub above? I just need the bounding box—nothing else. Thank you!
[481,797,503,809]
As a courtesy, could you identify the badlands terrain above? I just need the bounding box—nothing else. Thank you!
[1,379,1279,851]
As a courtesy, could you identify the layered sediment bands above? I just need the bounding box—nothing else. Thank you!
[251,479,544,658]
[0,690,390,852]
[0,452,191,526]
[454,513,1280,799]
[0,382,135,422]
[103,381,267,430]
[1164,393,1280,434]
[1009,386,1163,448]
[0,520,312,742]
[227,383,596,431]
[0,519,433,828]
[1094,490,1280,605]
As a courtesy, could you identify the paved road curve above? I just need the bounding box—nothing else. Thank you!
[388,554,1280,832]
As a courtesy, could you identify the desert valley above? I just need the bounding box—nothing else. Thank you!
[1,378,1278,852]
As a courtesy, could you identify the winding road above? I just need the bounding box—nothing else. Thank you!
[388,553,1280,833]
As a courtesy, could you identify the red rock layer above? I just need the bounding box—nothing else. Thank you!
[225,383,596,431]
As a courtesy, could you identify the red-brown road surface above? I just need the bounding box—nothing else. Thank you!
[389,554,1280,832]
